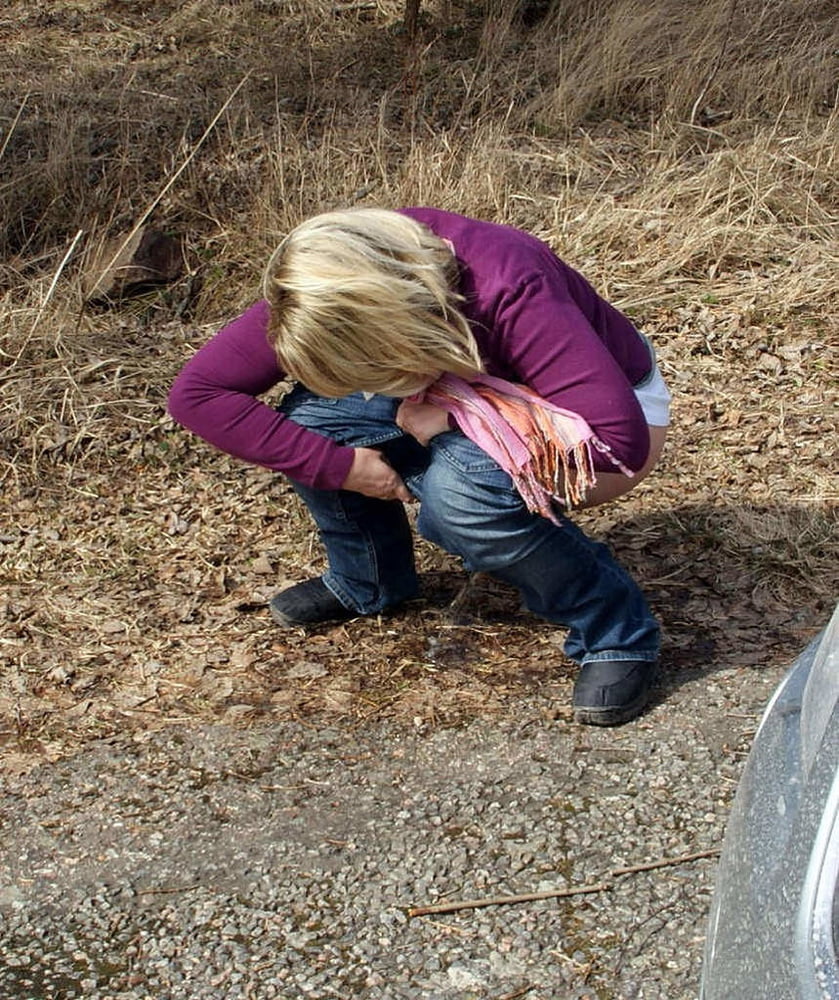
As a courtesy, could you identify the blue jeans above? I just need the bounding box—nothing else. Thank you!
[279,387,659,666]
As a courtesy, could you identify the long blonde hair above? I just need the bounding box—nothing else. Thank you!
[263,208,482,397]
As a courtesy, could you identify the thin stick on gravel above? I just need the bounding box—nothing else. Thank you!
[408,880,612,917]
[496,987,535,1000]
[610,847,721,877]
[136,883,202,896]
[407,847,720,917]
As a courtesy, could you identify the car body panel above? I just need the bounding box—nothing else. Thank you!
[701,603,839,999]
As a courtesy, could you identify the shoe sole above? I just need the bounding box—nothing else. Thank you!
[573,691,651,727]
[269,604,355,628]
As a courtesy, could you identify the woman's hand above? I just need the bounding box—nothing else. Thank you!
[342,447,413,502]
[395,401,450,446]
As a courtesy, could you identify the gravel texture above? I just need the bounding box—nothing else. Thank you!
[0,664,787,1000]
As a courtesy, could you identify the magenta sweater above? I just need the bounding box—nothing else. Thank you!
[168,208,652,489]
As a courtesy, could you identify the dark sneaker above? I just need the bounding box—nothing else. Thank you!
[572,659,657,726]
[269,578,356,627]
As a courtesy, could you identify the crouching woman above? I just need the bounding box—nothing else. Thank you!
[168,207,671,726]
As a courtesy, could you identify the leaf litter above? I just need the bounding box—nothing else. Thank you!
[0,0,837,772]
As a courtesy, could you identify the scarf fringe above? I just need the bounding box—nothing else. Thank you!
[421,373,634,525]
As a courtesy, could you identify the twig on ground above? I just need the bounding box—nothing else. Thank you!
[610,847,721,877]
[609,882,691,977]
[0,92,28,163]
[496,986,534,1000]
[689,0,739,125]
[24,229,84,347]
[408,880,611,917]
[408,846,721,917]
[136,883,202,896]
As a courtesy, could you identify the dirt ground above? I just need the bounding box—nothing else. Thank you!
[1,0,837,774]
[3,298,836,774]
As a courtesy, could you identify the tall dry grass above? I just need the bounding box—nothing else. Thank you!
[529,0,837,126]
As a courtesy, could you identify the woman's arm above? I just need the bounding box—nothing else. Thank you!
[167,300,355,490]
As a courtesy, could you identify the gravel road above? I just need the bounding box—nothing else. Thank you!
[0,663,786,1000]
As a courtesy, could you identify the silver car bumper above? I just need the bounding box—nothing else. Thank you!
[701,603,839,999]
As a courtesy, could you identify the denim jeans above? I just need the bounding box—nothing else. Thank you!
[279,386,659,666]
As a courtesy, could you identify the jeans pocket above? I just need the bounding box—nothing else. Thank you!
[432,431,504,475]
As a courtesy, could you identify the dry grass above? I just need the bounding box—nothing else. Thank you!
[1,0,837,770]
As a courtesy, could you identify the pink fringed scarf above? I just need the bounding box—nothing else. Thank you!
[417,373,635,523]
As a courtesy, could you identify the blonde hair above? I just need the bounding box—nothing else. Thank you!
[262,208,482,397]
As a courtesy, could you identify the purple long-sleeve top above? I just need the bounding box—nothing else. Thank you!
[168,208,652,490]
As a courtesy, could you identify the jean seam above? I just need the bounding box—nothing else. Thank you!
[323,495,395,614]
[320,573,353,611]
[352,430,403,448]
